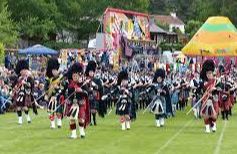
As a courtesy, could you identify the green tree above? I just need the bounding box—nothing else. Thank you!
[219,0,237,25]
[185,20,203,38]
[7,0,57,42]
[0,1,18,46]
[149,0,167,14]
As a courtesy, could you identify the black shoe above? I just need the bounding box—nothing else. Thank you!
[80,135,85,139]
[28,121,31,124]
[58,126,62,128]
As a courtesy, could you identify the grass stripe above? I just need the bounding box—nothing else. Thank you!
[155,119,193,154]
[214,120,227,154]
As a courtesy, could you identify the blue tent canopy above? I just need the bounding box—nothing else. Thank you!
[19,44,58,55]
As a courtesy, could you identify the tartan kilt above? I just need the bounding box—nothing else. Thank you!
[15,94,32,108]
[218,94,231,111]
[66,100,86,120]
[201,99,219,119]
[47,97,63,114]
[116,102,131,115]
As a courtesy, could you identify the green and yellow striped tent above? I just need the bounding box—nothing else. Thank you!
[182,16,237,56]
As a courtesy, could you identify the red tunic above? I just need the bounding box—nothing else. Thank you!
[200,79,219,119]
[65,80,90,128]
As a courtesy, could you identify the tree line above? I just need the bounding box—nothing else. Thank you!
[1,0,237,49]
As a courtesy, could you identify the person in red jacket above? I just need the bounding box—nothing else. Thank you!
[66,63,90,139]
[200,60,219,133]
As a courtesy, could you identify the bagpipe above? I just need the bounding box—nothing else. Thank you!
[58,76,106,118]
[47,75,65,98]
[51,77,90,114]
[102,84,133,101]
[11,73,42,114]
[87,77,103,101]
[186,77,222,115]
[139,83,165,97]
[142,84,166,114]
[8,73,31,105]
[102,85,133,115]
[36,72,67,102]
[218,78,237,105]
[12,75,29,96]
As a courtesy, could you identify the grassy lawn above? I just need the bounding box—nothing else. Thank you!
[0,106,237,154]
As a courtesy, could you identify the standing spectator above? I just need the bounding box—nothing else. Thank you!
[10,53,17,70]
[4,53,11,69]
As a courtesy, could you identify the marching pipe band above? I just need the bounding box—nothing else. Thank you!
[3,58,237,138]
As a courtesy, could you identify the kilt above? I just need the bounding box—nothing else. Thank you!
[218,94,231,111]
[116,102,131,115]
[15,94,32,108]
[67,100,86,120]
[201,99,219,119]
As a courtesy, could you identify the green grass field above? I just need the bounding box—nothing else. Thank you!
[0,107,237,154]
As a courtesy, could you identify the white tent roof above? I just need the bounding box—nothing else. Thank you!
[88,38,96,49]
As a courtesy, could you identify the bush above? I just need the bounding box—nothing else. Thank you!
[0,43,5,64]
[160,42,184,52]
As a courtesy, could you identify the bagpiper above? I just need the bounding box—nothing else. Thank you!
[66,62,90,139]
[200,59,219,133]
[45,57,65,129]
[85,60,104,125]
[115,70,135,130]
[218,73,234,120]
[13,59,37,125]
[146,68,171,127]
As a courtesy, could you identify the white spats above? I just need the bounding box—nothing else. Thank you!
[50,120,56,129]
[212,122,217,132]
[121,122,126,130]
[156,120,161,127]
[193,109,198,118]
[57,118,62,128]
[79,126,85,137]
[26,114,31,123]
[18,116,23,125]
[70,129,77,139]
[160,118,165,126]
[205,124,211,133]
[126,121,131,130]
[193,108,200,119]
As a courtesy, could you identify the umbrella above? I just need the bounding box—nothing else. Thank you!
[19,44,58,55]
[182,16,237,57]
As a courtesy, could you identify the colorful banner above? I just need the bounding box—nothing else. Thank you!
[103,8,150,50]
